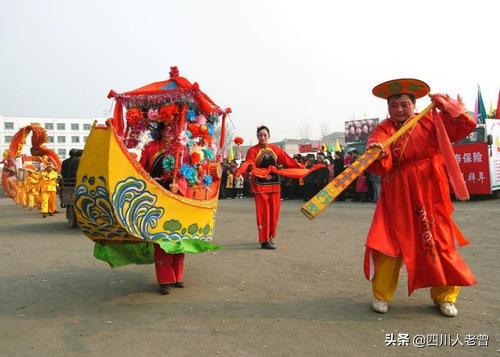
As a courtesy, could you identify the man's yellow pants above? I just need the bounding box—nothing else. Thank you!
[372,252,460,303]
[41,191,57,214]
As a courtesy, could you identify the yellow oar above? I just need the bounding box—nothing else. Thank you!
[301,103,435,220]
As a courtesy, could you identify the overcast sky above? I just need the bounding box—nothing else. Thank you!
[1,0,499,144]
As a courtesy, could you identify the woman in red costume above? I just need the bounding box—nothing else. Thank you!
[140,122,184,295]
[239,126,303,249]
[364,78,476,317]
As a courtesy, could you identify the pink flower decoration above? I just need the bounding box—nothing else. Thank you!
[211,143,218,157]
[195,115,207,125]
[179,131,189,146]
[148,109,158,120]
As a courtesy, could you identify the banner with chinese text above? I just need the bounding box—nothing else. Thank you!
[453,143,491,194]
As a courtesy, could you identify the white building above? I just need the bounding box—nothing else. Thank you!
[0,115,104,161]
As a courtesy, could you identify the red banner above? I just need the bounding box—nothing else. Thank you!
[299,144,313,153]
[453,142,491,194]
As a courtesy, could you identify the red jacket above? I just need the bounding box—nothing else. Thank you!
[244,144,302,193]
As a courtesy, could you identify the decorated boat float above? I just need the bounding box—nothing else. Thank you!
[75,67,231,266]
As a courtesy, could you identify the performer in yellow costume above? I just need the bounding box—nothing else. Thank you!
[40,163,59,218]
[25,168,41,210]
[14,175,27,206]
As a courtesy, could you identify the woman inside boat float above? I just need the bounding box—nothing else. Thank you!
[140,121,185,295]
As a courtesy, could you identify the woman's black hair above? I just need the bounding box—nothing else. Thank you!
[157,122,166,131]
[387,93,416,104]
[148,122,166,140]
[257,125,270,135]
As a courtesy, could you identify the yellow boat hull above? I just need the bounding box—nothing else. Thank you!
[74,123,220,253]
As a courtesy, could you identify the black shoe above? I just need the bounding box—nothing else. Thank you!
[158,284,170,295]
[170,282,185,288]
[261,242,276,250]
[42,214,47,218]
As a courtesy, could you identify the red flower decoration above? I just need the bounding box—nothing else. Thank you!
[203,134,212,146]
[190,151,201,165]
[199,124,208,135]
[187,123,200,136]
[126,108,143,127]
[234,136,244,145]
[158,104,178,122]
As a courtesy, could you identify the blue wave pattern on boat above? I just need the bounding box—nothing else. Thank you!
[74,175,129,239]
[112,177,169,241]
[75,175,214,243]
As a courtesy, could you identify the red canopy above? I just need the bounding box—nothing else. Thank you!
[107,67,229,136]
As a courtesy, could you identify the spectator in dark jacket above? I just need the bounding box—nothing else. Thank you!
[314,155,330,195]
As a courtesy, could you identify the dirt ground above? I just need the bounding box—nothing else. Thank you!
[0,193,498,356]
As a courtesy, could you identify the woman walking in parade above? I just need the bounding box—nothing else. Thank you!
[237,126,303,249]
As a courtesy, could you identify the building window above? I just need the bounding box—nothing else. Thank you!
[58,149,66,156]
[83,124,91,130]
[71,136,80,143]
[57,123,66,130]
[45,123,54,130]
[57,136,66,143]
[48,136,54,143]
[83,136,88,142]
[4,122,14,130]
[71,123,79,130]
[5,136,13,143]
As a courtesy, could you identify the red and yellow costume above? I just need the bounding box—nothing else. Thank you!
[240,144,302,243]
[140,140,184,285]
[365,109,477,301]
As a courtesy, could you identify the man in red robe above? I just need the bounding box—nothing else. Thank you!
[364,78,476,317]
[238,126,303,249]
[140,123,184,295]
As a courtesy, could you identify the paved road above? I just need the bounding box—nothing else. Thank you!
[0,194,498,356]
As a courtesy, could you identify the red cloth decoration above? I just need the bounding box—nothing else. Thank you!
[219,113,227,149]
[253,164,325,179]
[112,98,125,136]
[433,109,469,200]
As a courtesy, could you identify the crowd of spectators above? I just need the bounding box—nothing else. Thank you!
[219,151,382,203]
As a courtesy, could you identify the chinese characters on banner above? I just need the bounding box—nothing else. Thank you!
[453,143,491,195]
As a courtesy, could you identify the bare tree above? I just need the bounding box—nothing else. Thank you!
[320,121,330,139]
[299,123,311,140]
